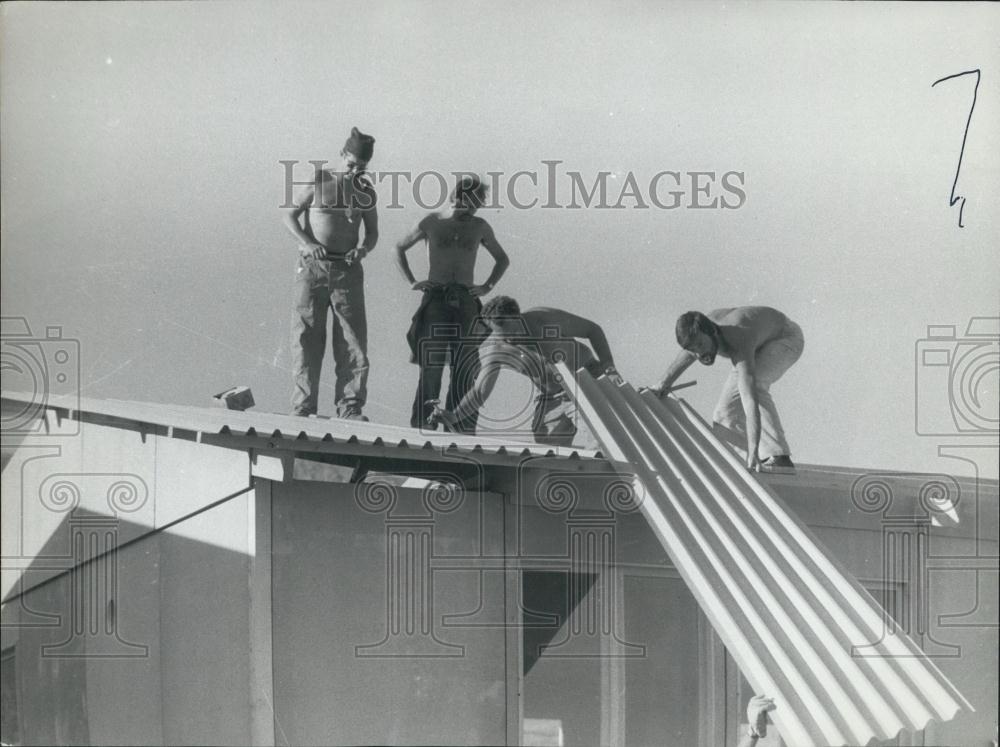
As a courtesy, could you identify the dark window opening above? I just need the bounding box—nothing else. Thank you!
[1,645,20,746]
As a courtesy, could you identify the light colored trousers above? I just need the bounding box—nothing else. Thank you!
[531,391,600,451]
[712,321,804,459]
[291,256,368,417]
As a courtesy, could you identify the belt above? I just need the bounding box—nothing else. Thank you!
[424,283,473,308]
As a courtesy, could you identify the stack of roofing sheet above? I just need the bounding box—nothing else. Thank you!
[555,363,972,747]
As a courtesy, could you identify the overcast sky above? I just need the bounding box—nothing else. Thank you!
[2,1,997,478]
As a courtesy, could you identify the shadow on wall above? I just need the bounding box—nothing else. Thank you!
[1,503,254,746]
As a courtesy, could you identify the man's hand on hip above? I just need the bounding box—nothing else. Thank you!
[344,247,367,265]
[300,243,327,260]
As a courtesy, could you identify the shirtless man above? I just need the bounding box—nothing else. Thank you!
[395,175,510,432]
[284,127,378,421]
[654,306,804,472]
[434,295,621,446]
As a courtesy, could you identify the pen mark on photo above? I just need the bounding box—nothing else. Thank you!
[931,68,980,228]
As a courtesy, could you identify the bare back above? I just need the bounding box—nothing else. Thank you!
[708,306,790,362]
[480,308,600,393]
[522,309,600,378]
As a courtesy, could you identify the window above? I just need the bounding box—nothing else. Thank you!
[518,567,719,747]
[521,570,601,745]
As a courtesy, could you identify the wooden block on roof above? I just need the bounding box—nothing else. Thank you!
[213,386,255,411]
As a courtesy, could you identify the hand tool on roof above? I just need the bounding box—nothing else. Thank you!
[637,380,697,396]
[424,399,457,433]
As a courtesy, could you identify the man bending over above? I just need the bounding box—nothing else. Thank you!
[654,306,804,472]
[434,295,620,446]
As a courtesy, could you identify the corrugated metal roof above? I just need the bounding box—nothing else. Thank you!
[556,364,972,747]
[0,391,606,464]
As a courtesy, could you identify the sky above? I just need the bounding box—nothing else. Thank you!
[1,1,998,478]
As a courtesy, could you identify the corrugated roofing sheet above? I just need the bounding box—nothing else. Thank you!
[556,364,972,747]
[0,391,605,463]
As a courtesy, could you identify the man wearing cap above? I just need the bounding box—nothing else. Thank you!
[654,306,804,472]
[283,127,378,421]
[395,175,510,433]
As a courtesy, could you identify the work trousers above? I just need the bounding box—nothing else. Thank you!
[409,286,484,432]
[712,320,804,459]
[291,256,368,417]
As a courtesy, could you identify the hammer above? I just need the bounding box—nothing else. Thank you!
[425,399,457,433]
[637,380,697,396]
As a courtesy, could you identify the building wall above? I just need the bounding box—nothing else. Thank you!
[2,495,258,746]
[269,478,508,746]
[157,493,253,746]
[1,414,249,601]
[2,423,996,747]
[502,464,999,747]
[1,417,258,746]
[769,474,999,747]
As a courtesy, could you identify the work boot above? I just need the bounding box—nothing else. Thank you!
[760,455,795,474]
[339,408,369,422]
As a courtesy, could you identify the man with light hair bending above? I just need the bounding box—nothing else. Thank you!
[433,295,621,447]
[654,306,804,473]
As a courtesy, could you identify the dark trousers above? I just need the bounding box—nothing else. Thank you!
[408,286,483,432]
[291,256,368,417]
